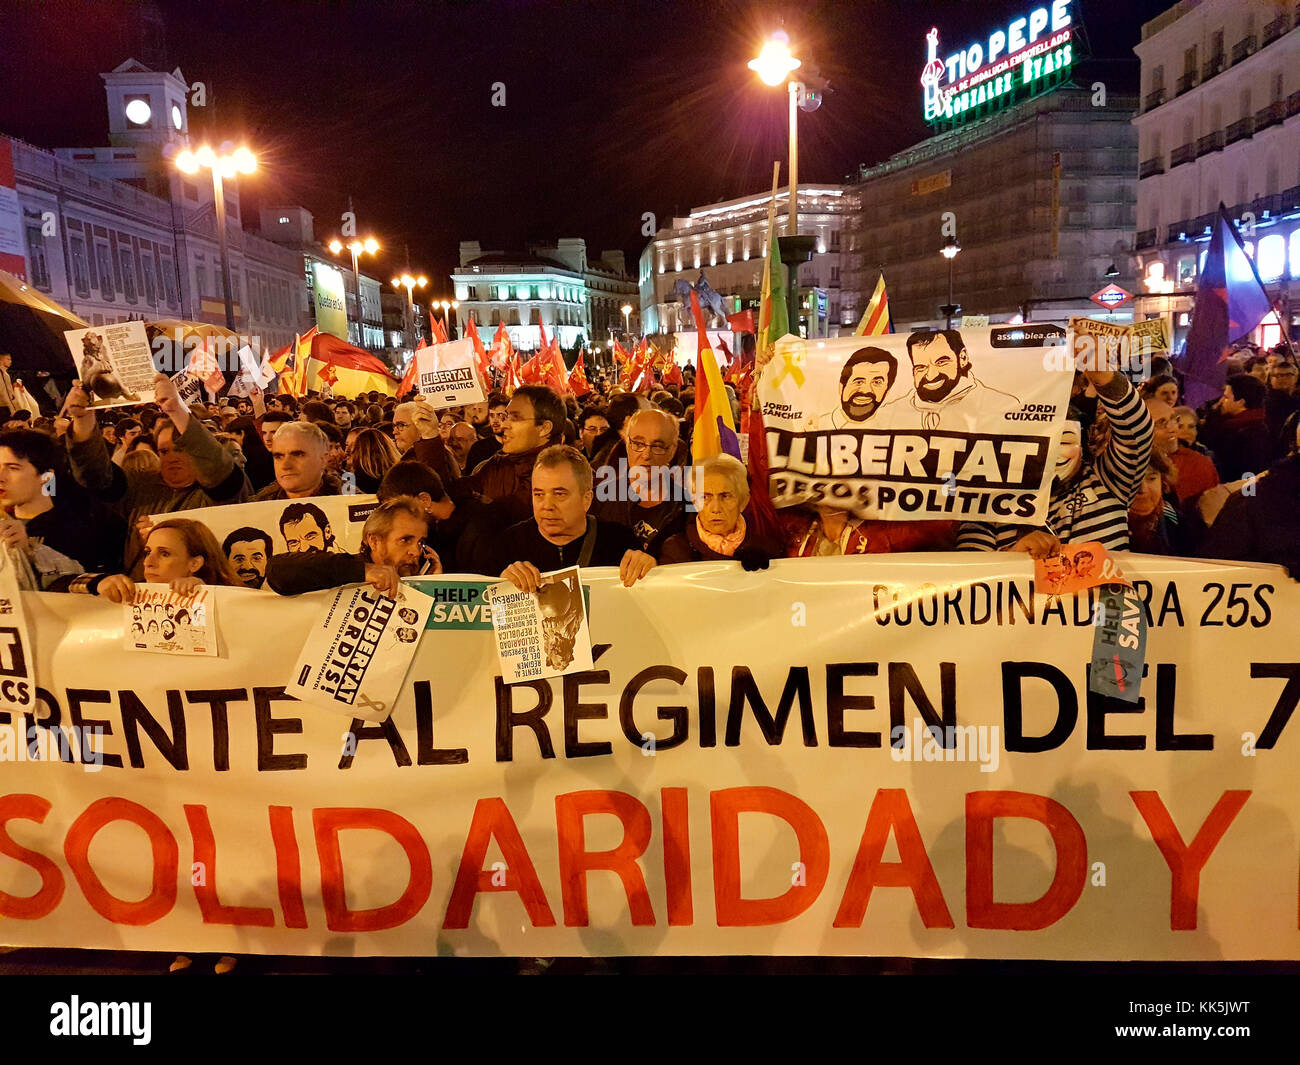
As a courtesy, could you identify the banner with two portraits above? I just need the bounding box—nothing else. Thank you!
[757,326,1074,524]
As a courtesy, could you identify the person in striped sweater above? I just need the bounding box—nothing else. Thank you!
[957,368,1154,555]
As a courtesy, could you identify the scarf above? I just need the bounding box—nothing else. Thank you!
[697,513,746,556]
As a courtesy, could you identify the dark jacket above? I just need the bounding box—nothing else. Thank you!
[1201,407,1275,482]
[481,517,638,576]
[252,468,344,502]
[405,436,461,490]
[464,433,501,473]
[467,445,545,526]
[1199,455,1300,576]
[658,518,781,568]
[66,415,250,576]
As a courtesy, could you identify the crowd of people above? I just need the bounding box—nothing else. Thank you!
[0,335,1294,614]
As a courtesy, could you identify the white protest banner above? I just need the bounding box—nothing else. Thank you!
[759,326,1073,523]
[124,584,217,657]
[416,338,486,408]
[152,494,378,589]
[4,555,1300,960]
[170,370,202,408]
[63,321,156,409]
[287,581,434,722]
[0,548,35,712]
[227,345,267,398]
[488,567,592,683]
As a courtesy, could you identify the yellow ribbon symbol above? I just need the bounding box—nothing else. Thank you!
[769,339,807,388]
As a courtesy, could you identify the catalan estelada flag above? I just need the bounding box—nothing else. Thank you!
[856,273,891,336]
[690,289,740,464]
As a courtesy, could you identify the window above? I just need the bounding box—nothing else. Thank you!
[830,230,841,251]
[70,236,91,298]
[1177,256,1196,285]
[159,255,175,306]
[830,266,840,283]
[96,244,115,300]
[183,181,199,202]
[119,246,137,302]
[1257,234,1285,282]
[196,264,208,300]
[141,252,156,306]
[1291,230,1300,278]
[24,226,50,290]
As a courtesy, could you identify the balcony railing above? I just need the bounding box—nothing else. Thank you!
[1139,156,1166,179]
[1284,184,1300,213]
[1176,71,1197,95]
[1170,143,1196,168]
[1262,15,1289,45]
[1136,229,1158,250]
[1191,212,1216,236]
[1231,35,1257,65]
[1196,130,1225,156]
[1288,90,1300,118]
[1225,117,1254,144]
[1167,222,1190,243]
[1143,87,1167,111]
[1201,54,1225,81]
[1256,101,1286,132]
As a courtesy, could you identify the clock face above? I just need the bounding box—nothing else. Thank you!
[172,105,183,130]
[125,98,152,125]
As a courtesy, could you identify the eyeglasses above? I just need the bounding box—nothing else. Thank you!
[393,421,410,431]
[628,438,672,456]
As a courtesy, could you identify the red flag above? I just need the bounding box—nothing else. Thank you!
[398,337,425,398]
[541,340,569,394]
[568,350,592,396]
[613,340,631,367]
[504,352,522,395]
[490,322,513,368]
[663,360,683,388]
[726,309,755,335]
[519,349,544,385]
[466,318,492,389]
[431,313,449,346]
[538,318,550,356]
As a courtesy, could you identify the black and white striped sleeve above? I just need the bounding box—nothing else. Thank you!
[1093,376,1154,508]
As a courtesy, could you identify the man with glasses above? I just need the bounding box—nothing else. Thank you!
[467,385,563,525]
[1265,356,1300,454]
[593,408,687,554]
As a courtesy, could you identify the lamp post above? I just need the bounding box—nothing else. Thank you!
[328,236,380,346]
[940,236,962,329]
[751,32,816,335]
[434,299,459,339]
[392,273,428,348]
[621,302,633,340]
[175,144,256,331]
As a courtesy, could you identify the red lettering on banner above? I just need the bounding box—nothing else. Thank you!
[64,797,178,925]
[556,790,654,926]
[711,786,829,926]
[443,797,556,929]
[0,794,64,919]
[268,805,308,929]
[834,788,954,928]
[661,787,693,926]
[965,791,1086,930]
[1130,789,1251,930]
[183,804,275,927]
[312,808,432,932]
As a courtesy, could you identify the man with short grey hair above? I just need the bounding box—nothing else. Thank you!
[253,419,341,500]
[593,407,688,554]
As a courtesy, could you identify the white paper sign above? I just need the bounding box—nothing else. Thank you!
[0,548,36,711]
[487,567,592,684]
[124,584,217,657]
[287,581,435,721]
[64,321,157,408]
[416,338,486,408]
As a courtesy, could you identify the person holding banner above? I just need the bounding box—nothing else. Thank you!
[658,454,777,570]
[264,495,440,597]
[62,374,251,577]
[83,517,243,603]
[490,445,656,590]
[957,367,1153,554]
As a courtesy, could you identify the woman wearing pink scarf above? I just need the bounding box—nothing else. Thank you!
[658,455,778,570]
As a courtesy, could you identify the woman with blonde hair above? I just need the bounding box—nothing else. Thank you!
[92,517,244,602]
[350,427,403,493]
[658,454,779,569]
[391,400,459,486]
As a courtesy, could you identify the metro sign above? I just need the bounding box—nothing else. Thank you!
[1091,284,1132,309]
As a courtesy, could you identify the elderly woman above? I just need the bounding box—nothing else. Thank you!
[657,454,779,570]
[390,401,460,487]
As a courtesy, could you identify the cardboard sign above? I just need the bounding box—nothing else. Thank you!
[124,584,217,657]
[64,321,156,409]
[416,339,486,408]
[487,567,592,684]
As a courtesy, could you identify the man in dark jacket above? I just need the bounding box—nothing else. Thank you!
[1199,450,1300,576]
[467,385,562,526]
[64,373,250,576]
[1200,373,1275,482]
[253,420,342,500]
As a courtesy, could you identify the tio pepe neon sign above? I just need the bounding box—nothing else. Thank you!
[922,0,1074,123]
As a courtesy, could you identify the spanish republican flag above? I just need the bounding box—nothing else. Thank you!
[689,289,740,464]
[855,274,891,336]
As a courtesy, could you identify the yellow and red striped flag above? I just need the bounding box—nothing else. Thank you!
[855,274,891,336]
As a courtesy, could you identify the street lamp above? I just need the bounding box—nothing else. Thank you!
[940,236,961,329]
[328,236,380,346]
[435,299,459,339]
[175,144,257,330]
[392,273,427,348]
[749,31,802,239]
[621,303,632,338]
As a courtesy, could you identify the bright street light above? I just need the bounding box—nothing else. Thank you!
[328,236,381,346]
[173,144,258,330]
[940,237,962,329]
[392,274,428,348]
[748,30,801,86]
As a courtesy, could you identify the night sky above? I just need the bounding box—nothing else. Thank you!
[0,0,1169,285]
